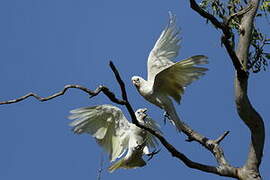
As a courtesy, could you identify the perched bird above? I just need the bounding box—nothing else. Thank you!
[131,13,208,131]
[68,104,161,172]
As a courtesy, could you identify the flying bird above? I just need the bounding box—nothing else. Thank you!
[69,104,161,172]
[131,13,208,132]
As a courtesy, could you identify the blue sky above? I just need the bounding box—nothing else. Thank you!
[0,0,269,179]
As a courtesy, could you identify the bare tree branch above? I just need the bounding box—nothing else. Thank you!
[189,0,225,30]
[0,84,126,105]
[109,61,138,124]
[215,131,230,144]
[109,62,235,174]
[108,61,238,178]
[181,123,233,169]
[0,60,239,177]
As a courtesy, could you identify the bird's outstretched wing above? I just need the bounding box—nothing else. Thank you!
[153,55,208,103]
[147,13,181,82]
[69,104,131,162]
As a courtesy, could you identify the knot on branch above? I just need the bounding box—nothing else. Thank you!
[206,140,217,150]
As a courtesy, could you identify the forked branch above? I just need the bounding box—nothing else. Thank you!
[1,61,237,178]
[189,0,248,79]
[109,62,238,178]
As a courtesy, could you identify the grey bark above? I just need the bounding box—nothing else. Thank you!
[189,0,265,179]
[235,0,265,179]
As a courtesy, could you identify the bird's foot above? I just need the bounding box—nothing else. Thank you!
[135,144,145,151]
[163,112,171,125]
[147,149,161,161]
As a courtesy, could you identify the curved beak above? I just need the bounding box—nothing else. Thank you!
[142,108,147,113]
[132,80,139,87]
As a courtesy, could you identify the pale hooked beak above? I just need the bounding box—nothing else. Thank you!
[142,108,147,113]
[132,79,136,85]
[141,108,148,120]
[131,77,140,87]
[132,79,139,87]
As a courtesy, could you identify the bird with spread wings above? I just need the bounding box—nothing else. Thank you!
[131,13,208,132]
[69,104,161,172]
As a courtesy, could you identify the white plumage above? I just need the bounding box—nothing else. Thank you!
[69,104,160,172]
[131,13,208,131]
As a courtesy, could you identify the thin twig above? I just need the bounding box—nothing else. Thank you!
[225,4,253,25]
[215,131,230,144]
[97,152,104,180]
[190,0,225,30]
[189,0,248,79]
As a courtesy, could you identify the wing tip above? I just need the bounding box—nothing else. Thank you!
[180,55,209,65]
[168,11,175,24]
[195,55,209,64]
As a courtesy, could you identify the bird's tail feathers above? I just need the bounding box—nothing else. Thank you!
[108,157,146,173]
[108,159,125,173]
[165,105,184,132]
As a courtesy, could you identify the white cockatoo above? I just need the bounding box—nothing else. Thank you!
[131,13,208,132]
[68,104,161,172]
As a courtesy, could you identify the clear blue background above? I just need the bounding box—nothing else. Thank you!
[0,0,269,180]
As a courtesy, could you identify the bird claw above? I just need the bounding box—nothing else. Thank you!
[147,149,161,161]
[135,144,143,150]
[163,112,171,125]
[89,94,97,99]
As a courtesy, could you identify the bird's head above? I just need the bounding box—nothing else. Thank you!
[131,76,144,88]
[135,108,148,123]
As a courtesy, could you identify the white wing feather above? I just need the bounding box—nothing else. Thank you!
[147,13,180,82]
[69,104,131,162]
[146,13,208,103]
[153,55,208,103]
